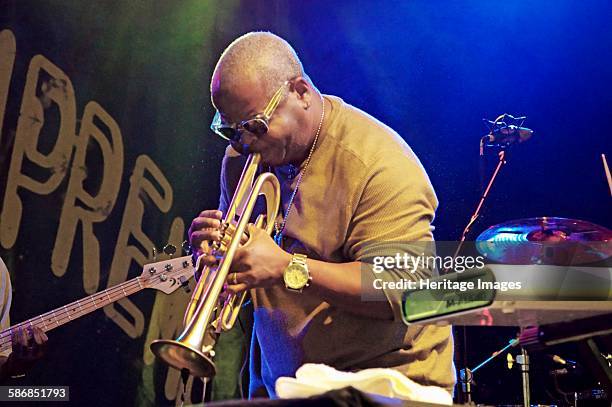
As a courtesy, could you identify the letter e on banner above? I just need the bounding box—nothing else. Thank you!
[105,155,174,338]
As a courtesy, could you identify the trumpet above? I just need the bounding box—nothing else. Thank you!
[150,153,280,377]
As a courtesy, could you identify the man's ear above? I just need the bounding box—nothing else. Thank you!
[291,77,313,109]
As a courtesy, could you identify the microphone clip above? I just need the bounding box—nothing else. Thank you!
[482,113,533,151]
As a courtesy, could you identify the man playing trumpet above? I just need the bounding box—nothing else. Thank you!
[188,32,454,398]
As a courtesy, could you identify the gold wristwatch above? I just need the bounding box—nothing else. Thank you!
[283,253,311,292]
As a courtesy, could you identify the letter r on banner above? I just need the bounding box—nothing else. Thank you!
[52,101,124,293]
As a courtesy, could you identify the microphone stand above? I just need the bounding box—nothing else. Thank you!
[448,112,520,266]
[449,149,507,267]
[453,134,509,404]
[452,114,534,404]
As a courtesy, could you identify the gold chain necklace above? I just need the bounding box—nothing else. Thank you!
[273,95,325,246]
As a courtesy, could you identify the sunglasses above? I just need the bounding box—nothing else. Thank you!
[210,80,289,143]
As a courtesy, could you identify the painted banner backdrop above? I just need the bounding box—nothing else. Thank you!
[0,1,238,405]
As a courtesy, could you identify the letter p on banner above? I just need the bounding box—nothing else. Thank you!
[0,55,77,249]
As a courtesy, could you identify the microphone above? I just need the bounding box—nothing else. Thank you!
[487,125,534,146]
[480,114,533,155]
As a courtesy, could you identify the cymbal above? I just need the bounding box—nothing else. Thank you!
[476,217,612,265]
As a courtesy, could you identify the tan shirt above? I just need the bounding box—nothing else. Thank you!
[219,96,455,396]
[0,258,11,358]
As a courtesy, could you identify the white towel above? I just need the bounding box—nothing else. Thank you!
[275,364,453,405]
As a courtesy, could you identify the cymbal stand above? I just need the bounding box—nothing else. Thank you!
[517,348,530,407]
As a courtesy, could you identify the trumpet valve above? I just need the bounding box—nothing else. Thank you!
[213,223,236,256]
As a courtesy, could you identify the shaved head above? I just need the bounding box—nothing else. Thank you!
[208,32,323,167]
[211,32,305,106]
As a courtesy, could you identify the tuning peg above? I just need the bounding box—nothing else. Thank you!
[182,241,192,255]
[163,244,177,257]
[179,276,191,293]
[152,247,158,261]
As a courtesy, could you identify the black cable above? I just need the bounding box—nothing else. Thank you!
[237,314,249,400]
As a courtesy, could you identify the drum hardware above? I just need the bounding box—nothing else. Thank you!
[458,337,522,405]
[442,115,610,405]
[430,113,611,405]
[519,348,531,407]
[476,217,612,266]
[469,219,611,403]
[548,354,609,406]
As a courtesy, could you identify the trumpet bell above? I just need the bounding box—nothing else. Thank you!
[150,339,216,378]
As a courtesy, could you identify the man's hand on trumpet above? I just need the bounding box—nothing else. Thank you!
[189,209,224,265]
[188,210,290,292]
[224,225,291,293]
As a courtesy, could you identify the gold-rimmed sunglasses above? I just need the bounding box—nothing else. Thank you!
[210,80,289,142]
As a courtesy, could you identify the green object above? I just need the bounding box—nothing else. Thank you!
[402,267,496,324]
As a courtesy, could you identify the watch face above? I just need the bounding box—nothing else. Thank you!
[284,264,309,289]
